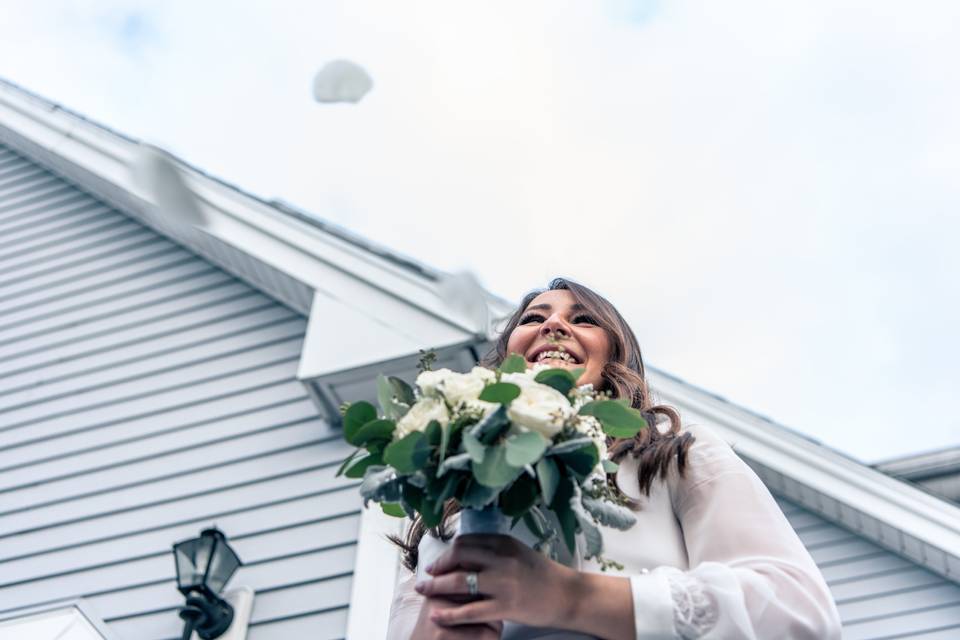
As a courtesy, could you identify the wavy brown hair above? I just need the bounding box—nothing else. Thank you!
[392,277,694,570]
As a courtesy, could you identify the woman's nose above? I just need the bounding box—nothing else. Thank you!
[540,314,570,337]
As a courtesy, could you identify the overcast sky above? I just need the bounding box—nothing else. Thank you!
[2,0,958,463]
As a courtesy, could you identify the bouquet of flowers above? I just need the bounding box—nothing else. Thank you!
[336,353,648,568]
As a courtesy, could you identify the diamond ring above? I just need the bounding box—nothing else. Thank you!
[465,571,479,596]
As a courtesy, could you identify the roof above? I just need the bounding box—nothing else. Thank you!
[875,445,960,504]
[1,76,957,589]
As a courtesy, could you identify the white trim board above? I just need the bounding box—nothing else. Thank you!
[345,505,404,640]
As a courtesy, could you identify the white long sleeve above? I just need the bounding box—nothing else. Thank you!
[625,424,842,639]
[384,423,842,639]
[386,565,425,640]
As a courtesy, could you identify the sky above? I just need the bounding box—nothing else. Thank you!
[1,0,958,463]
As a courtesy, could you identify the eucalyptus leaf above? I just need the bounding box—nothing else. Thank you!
[478,382,522,405]
[381,502,405,518]
[473,444,523,489]
[601,459,619,474]
[420,496,445,528]
[343,401,377,445]
[438,452,472,476]
[547,437,595,455]
[344,451,383,478]
[533,368,578,397]
[499,353,527,374]
[376,375,414,420]
[383,432,431,474]
[500,474,539,517]
[578,400,648,438]
[471,405,511,445]
[554,443,599,480]
[570,484,604,560]
[407,471,428,488]
[462,429,485,464]
[504,431,549,467]
[359,466,401,506]
[582,494,637,530]
[352,419,396,447]
[335,447,362,477]
[536,456,560,505]
[460,480,499,508]
[551,477,577,555]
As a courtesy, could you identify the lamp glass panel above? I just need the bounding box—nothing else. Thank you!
[204,537,241,593]
[174,535,213,591]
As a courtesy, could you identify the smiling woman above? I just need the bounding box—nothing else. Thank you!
[387,278,841,640]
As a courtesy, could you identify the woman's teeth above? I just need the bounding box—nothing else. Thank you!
[536,350,577,363]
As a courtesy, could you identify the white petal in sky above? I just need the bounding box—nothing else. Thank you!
[132,143,208,228]
[312,59,373,103]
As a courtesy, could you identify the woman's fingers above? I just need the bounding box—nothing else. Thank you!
[430,599,501,627]
[426,542,497,576]
[417,571,490,597]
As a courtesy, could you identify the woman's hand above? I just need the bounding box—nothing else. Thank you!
[414,534,579,630]
[411,595,503,640]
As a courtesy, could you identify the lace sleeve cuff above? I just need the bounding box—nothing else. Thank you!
[628,570,676,639]
[630,568,720,640]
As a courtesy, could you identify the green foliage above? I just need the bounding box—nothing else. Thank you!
[438,452,472,476]
[582,494,637,530]
[500,475,539,517]
[551,477,578,555]
[344,451,384,478]
[472,444,523,489]
[462,429,485,463]
[461,479,499,508]
[504,431,549,467]
[601,459,619,474]
[343,401,377,445]
[417,349,437,373]
[578,400,648,438]
[335,447,362,477]
[359,466,401,506]
[424,420,443,447]
[570,484,603,560]
[499,353,528,374]
[352,419,396,447]
[472,405,511,445]
[478,382,522,404]
[534,368,579,397]
[381,503,405,518]
[377,375,414,420]
[554,442,599,480]
[383,432,431,474]
[536,456,560,505]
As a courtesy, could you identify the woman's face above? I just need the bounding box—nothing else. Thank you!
[505,289,612,389]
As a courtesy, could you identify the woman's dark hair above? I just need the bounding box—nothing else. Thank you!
[391,277,694,570]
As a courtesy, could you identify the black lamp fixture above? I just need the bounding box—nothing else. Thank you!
[172,527,243,640]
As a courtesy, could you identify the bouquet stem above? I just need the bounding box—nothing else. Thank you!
[458,506,512,537]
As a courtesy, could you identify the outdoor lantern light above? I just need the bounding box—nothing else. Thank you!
[172,527,242,640]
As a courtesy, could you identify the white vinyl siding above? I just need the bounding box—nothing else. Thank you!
[777,496,960,639]
[0,145,358,640]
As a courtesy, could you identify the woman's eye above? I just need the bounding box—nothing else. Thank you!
[573,314,597,325]
[519,313,545,324]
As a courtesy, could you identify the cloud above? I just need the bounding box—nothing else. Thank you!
[1,0,958,461]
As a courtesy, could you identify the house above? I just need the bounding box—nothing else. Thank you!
[1,77,958,639]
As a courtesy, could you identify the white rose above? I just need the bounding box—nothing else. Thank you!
[503,375,574,439]
[415,368,457,399]
[415,367,496,408]
[394,397,449,439]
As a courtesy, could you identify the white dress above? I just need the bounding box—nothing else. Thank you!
[386,423,842,639]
